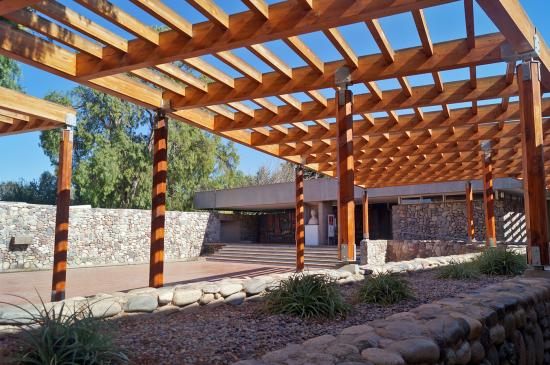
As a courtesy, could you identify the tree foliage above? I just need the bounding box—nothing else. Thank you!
[0,55,21,90]
[39,86,248,210]
[248,162,325,186]
[0,171,57,205]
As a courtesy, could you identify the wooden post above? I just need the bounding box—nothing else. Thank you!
[362,189,369,240]
[466,181,475,243]
[336,87,355,262]
[295,165,305,272]
[149,110,168,288]
[481,143,496,248]
[51,127,73,302]
[518,59,549,267]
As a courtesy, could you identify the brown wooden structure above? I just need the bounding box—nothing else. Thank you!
[0,86,76,300]
[465,182,475,243]
[1,0,550,270]
[295,165,305,271]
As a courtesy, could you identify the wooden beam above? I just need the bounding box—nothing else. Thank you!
[169,33,507,109]
[295,164,305,272]
[466,181,475,242]
[51,128,73,302]
[362,189,369,240]
[74,0,456,79]
[186,0,229,29]
[0,0,39,15]
[476,0,550,91]
[336,88,355,262]
[481,146,496,247]
[130,0,193,37]
[149,111,168,288]
[285,36,324,74]
[518,60,549,266]
[464,0,475,49]
[242,0,269,19]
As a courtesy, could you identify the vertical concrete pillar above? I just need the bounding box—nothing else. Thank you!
[517,59,549,267]
[51,127,73,302]
[149,110,168,288]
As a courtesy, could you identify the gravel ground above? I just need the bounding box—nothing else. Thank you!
[0,269,510,365]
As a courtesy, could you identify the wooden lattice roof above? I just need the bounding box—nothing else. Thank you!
[0,0,549,187]
[0,85,76,136]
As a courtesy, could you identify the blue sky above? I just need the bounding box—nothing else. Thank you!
[1,0,549,182]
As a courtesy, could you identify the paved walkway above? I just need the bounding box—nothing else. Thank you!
[0,260,290,305]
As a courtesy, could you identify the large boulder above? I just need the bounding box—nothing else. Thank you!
[172,289,202,307]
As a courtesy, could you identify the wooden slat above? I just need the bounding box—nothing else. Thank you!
[130,0,193,37]
[34,0,128,52]
[249,44,293,78]
[285,36,324,74]
[73,0,159,45]
[324,28,358,68]
[185,57,235,88]
[154,63,208,92]
[0,0,39,15]
[216,51,263,83]
[412,9,434,56]
[187,0,229,29]
[242,0,269,19]
[4,9,103,58]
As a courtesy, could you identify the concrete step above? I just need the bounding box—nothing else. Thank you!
[211,252,341,264]
[206,256,338,268]
[217,248,340,257]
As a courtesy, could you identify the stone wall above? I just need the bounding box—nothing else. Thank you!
[238,275,550,365]
[392,196,526,242]
[0,202,220,271]
[360,239,487,266]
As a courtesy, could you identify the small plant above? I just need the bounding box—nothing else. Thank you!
[4,296,128,364]
[438,260,480,280]
[473,247,527,276]
[357,273,413,306]
[263,273,350,319]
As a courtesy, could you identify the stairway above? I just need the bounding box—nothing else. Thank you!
[205,243,356,269]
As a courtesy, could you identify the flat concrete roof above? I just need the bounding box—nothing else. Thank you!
[194,178,524,211]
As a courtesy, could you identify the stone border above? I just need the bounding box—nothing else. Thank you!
[235,274,550,365]
[0,251,499,329]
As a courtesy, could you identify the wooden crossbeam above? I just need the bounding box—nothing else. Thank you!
[241,0,269,19]
[130,0,193,37]
[169,33,507,109]
[0,0,39,15]
[187,0,229,29]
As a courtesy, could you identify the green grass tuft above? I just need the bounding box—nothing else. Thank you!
[438,260,480,280]
[473,247,527,276]
[357,273,413,306]
[5,296,128,365]
[263,273,350,320]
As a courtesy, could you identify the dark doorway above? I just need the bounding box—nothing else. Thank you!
[356,203,395,240]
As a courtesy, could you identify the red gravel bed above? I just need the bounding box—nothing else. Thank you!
[0,270,510,365]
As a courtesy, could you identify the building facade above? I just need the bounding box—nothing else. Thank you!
[194,178,530,245]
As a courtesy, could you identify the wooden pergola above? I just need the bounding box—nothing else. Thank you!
[0,85,76,301]
[1,0,549,293]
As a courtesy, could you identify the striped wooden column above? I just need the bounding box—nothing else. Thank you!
[518,59,549,267]
[149,110,168,288]
[465,181,475,243]
[481,144,496,248]
[295,165,305,272]
[362,189,369,240]
[336,87,355,261]
[51,127,73,302]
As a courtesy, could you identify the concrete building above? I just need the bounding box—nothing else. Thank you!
[194,178,528,246]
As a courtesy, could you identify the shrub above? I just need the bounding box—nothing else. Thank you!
[474,247,527,276]
[357,273,413,306]
[263,273,350,319]
[6,297,128,365]
[438,260,480,280]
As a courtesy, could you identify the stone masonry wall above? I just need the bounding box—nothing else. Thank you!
[0,202,220,271]
[240,275,550,365]
[392,197,526,243]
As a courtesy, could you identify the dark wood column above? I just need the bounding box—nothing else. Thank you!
[295,165,305,272]
[362,189,369,240]
[466,181,475,243]
[481,144,496,248]
[518,59,549,267]
[149,110,168,288]
[51,127,73,302]
[336,87,355,261]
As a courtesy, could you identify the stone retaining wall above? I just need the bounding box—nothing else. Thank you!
[235,274,550,365]
[360,239,487,266]
[0,202,220,271]
[392,196,526,242]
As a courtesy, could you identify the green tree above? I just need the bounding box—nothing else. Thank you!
[40,86,248,210]
[0,55,21,90]
[0,171,57,204]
